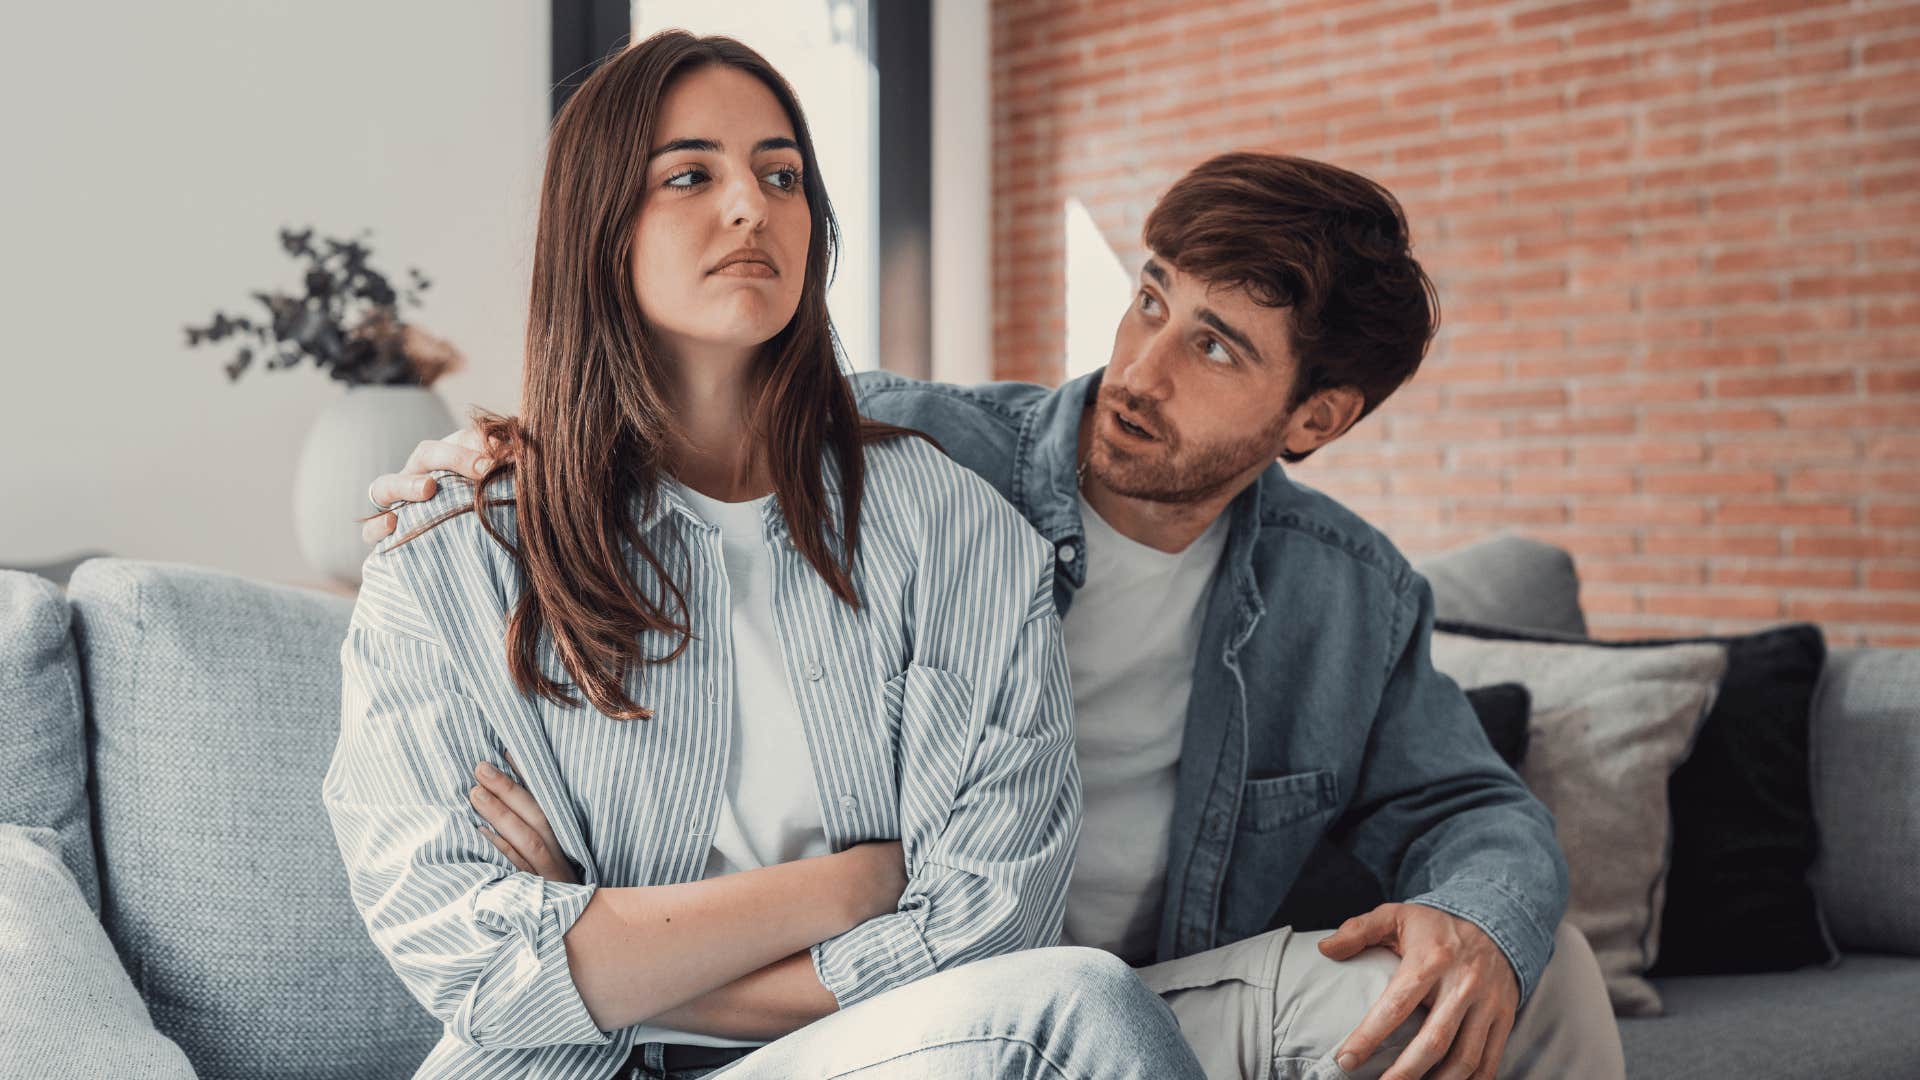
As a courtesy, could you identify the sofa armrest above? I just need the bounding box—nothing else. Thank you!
[1809,646,1920,955]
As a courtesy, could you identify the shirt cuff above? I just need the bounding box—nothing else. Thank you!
[464,876,610,1048]
[1405,877,1557,1007]
[809,911,939,1009]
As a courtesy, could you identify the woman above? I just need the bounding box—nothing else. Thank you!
[323,29,1202,1080]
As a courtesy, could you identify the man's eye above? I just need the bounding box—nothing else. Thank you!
[664,168,707,189]
[1138,290,1160,315]
[763,167,802,191]
[1203,337,1234,365]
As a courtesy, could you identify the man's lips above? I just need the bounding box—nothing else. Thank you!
[1109,406,1158,442]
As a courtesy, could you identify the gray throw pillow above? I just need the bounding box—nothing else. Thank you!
[1416,534,1587,638]
[1431,632,1726,1017]
[0,570,98,910]
[0,823,196,1079]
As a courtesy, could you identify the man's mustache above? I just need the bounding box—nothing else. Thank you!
[1099,387,1173,445]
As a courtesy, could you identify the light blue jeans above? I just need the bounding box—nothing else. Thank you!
[707,946,1207,1079]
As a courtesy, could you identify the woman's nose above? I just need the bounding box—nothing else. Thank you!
[722,170,769,231]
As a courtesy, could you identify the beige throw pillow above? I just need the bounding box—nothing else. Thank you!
[1431,632,1727,1017]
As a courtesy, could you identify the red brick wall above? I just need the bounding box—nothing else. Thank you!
[992,0,1920,645]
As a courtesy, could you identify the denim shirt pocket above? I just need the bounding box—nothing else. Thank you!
[1237,768,1340,833]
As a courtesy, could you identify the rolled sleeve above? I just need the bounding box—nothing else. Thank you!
[812,563,1081,1008]
[1407,877,1558,1005]
[323,611,610,1050]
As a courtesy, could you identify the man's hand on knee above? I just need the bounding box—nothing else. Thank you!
[359,426,498,544]
[1318,902,1520,1080]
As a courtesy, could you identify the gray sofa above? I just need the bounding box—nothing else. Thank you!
[1,539,1916,1078]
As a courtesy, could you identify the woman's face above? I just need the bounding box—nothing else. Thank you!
[631,64,811,362]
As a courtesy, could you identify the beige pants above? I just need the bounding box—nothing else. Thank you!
[1137,922,1624,1080]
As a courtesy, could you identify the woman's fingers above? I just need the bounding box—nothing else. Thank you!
[473,758,573,883]
[469,782,564,879]
[476,823,532,874]
[495,752,563,854]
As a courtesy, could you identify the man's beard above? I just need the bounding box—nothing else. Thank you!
[1088,386,1288,505]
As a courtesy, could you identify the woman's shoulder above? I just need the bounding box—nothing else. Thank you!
[364,471,520,604]
[859,433,1049,562]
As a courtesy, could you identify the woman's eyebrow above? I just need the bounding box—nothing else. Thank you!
[647,136,799,161]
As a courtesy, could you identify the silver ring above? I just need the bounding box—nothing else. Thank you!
[367,480,406,515]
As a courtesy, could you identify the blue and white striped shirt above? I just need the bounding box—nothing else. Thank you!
[321,435,1081,1080]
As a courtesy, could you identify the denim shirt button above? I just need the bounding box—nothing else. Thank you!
[1057,543,1077,564]
[1206,811,1229,839]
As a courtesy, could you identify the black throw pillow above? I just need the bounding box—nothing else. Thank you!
[1435,619,1836,977]
[1270,683,1533,932]
[1650,624,1833,974]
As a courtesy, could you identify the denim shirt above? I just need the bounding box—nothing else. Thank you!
[852,368,1570,1003]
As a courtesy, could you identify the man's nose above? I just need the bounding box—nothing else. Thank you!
[1115,332,1176,400]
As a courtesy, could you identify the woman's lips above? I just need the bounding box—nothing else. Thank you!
[710,259,776,279]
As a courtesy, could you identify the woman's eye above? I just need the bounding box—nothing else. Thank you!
[763,167,802,192]
[664,168,707,189]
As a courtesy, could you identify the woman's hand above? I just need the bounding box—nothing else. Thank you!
[469,751,578,885]
[360,426,501,545]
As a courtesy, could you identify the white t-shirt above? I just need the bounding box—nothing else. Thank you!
[633,483,828,1048]
[1060,493,1228,965]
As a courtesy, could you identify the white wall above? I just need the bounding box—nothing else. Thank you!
[0,1,548,583]
[930,0,992,386]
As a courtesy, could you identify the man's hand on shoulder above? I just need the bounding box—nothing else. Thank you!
[1320,901,1520,1080]
[360,427,499,544]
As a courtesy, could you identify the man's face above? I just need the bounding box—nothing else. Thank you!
[1088,257,1302,505]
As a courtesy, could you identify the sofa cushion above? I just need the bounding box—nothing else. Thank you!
[1415,534,1587,637]
[0,823,195,1079]
[0,569,98,911]
[1810,647,1920,955]
[1620,953,1920,1079]
[67,559,437,1080]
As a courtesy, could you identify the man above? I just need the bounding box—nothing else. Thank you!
[365,152,1623,1079]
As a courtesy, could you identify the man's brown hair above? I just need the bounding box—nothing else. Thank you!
[1143,152,1440,462]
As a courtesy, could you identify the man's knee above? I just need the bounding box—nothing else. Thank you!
[1504,922,1623,1080]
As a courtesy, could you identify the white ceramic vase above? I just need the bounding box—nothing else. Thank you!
[293,384,456,587]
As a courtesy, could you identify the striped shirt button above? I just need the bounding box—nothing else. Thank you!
[839,794,858,811]
[806,662,823,681]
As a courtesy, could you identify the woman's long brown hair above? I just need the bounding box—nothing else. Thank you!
[383,31,916,720]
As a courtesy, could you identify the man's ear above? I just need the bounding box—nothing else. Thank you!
[1281,386,1366,458]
